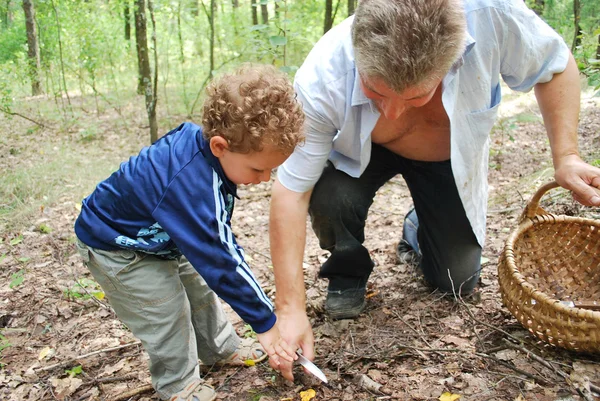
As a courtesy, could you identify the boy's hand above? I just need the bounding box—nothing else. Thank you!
[256,323,296,372]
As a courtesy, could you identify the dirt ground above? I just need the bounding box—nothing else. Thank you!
[1,89,600,401]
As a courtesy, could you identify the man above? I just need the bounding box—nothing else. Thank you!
[270,0,600,381]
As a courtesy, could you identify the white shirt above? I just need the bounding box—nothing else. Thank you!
[277,0,569,246]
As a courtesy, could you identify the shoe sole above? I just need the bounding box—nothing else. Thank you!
[326,299,366,320]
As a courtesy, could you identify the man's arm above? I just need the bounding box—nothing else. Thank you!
[535,53,600,206]
[269,178,315,381]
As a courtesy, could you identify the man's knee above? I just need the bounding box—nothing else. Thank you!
[421,250,481,294]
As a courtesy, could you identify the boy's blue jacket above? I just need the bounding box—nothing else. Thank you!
[75,122,276,333]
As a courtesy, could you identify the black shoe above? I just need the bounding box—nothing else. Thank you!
[325,278,367,320]
[396,239,421,266]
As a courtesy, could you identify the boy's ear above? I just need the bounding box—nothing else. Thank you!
[209,136,229,157]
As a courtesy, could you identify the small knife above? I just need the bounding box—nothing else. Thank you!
[296,352,328,383]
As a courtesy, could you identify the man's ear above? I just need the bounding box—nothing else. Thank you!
[209,136,229,157]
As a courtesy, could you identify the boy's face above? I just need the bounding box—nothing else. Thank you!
[210,137,289,185]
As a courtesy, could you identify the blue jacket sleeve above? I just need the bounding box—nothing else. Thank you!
[151,156,276,334]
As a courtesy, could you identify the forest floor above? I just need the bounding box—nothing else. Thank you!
[0,85,600,401]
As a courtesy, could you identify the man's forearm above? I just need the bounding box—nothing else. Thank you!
[534,53,581,167]
[269,179,312,312]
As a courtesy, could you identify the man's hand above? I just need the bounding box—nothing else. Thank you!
[256,323,296,372]
[275,309,314,381]
[554,154,600,206]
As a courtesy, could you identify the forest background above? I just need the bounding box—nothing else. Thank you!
[0,0,599,227]
[1,0,600,400]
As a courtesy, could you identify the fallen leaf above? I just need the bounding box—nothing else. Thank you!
[439,392,461,401]
[38,346,55,360]
[244,359,255,366]
[300,388,316,401]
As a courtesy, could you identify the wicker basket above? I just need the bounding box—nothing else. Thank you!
[498,181,600,353]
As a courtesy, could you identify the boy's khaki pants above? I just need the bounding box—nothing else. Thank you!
[76,240,239,400]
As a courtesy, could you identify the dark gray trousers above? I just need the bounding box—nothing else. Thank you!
[309,144,481,294]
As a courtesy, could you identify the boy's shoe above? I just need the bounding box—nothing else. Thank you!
[170,380,216,401]
[209,338,268,366]
[325,277,368,320]
[396,239,421,267]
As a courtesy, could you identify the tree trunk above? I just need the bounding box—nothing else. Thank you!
[2,0,12,27]
[260,1,268,24]
[232,0,238,7]
[597,33,600,60]
[324,0,333,34]
[571,0,582,51]
[250,0,258,25]
[124,1,131,40]
[134,0,158,143]
[347,0,355,16]
[532,0,544,16]
[22,0,42,96]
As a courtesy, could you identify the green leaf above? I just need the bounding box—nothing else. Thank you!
[9,269,25,289]
[65,365,83,377]
[269,36,287,46]
[17,257,30,263]
[9,235,23,246]
[250,24,269,31]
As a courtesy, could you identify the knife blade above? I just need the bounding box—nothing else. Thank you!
[296,352,328,383]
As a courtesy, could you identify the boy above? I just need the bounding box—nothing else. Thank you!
[74,64,305,401]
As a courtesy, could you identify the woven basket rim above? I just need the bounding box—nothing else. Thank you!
[502,213,600,321]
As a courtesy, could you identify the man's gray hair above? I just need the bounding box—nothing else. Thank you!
[352,0,466,93]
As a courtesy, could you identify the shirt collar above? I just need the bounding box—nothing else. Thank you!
[197,129,239,198]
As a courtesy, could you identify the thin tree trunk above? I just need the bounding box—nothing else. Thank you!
[199,0,215,78]
[50,0,71,110]
[177,0,189,109]
[22,0,42,96]
[532,0,544,16]
[597,33,600,60]
[135,0,146,94]
[232,0,238,7]
[134,0,157,143]
[147,0,158,143]
[260,1,268,24]
[324,0,341,34]
[347,0,355,16]
[250,0,258,25]
[2,0,10,27]
[124,1,131,40]
[571,0,582,52]
[324,0,333,34]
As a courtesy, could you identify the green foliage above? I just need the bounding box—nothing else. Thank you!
[241,324,257,339]
[63,278,104,301]
[0,333,11,353]
[0,24,25,64]
[38,223,53,233]
[65,365,83,378]
[9,269,25,289]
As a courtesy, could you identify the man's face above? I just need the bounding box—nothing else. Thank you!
[360,75,441,120]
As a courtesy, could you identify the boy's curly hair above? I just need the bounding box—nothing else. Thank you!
[202,64,305,155]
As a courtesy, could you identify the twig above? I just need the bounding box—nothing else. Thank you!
[0,107,48,128]
[502,339,599,400]
[35,341,141,372]
[474,352,553,386]
[111,384,153,401]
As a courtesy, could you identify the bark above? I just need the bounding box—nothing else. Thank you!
[260,1,268,24]
[124,1,131,40]
[134,0,158,142]
[347,0,355,16]
[22,0,42,96]
[250,0,258,25]
[571,0,582,52]
[597,33,600,60]
[532,0,544,16]
[324,0,333,34]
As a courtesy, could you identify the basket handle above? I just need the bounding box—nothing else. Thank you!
[520,181,561,221]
